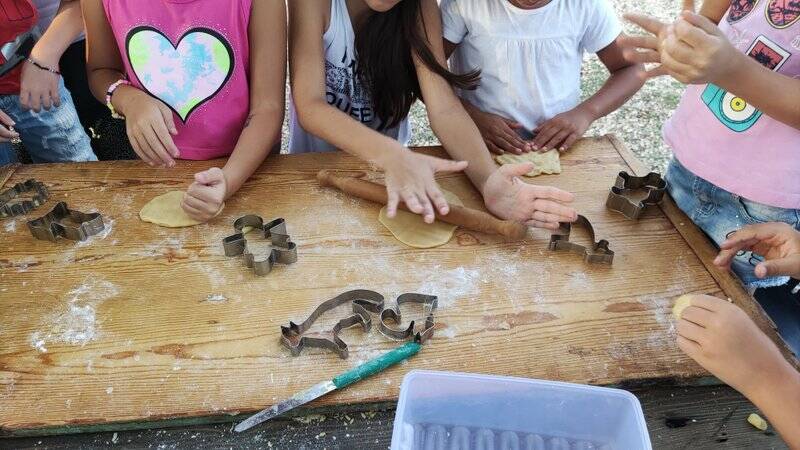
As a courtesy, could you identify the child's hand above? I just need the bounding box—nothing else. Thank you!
[466,107,531,155]
[482,163,577,230]
[715,222,800,279]
[675,295,791,398]
[0,109,19,143]
[181,167,227,222]
[117,88,180,167]
[20,59,61,112]
[532,107,594,152]
[380,150,468,224]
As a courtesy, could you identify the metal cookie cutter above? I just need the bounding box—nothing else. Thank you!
[27,201,104,242]
[223,215,298,276]
[281,290,385,359]
[0,179,49,218]
[379,293,438,344]
[606,171,667,220]
[549,215,614,265]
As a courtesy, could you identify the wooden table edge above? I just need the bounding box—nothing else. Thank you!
[0,163,20,188]
[608,134,799,369]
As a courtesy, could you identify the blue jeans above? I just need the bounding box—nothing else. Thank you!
[666,157,800,288]
[0,79,95,164]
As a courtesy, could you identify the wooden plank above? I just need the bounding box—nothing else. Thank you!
[0,136,724,431]
[0,163,19,188]
[0,385,788,449]
[609,135,799,367]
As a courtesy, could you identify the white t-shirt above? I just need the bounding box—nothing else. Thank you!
[288,0,411,153]
[442,0,621,132]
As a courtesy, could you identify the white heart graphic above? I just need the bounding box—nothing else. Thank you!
[126,27,234,122]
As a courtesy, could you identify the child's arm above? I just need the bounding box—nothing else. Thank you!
[20,0,84,112]
[715,222,800,280]
[180,0,287,222]
[698,0,730,24]
[623,6,800,130]
[83,0,179,168]
[676,294,800,450]
[532,36,645,152]
[290,0,468,224]
[415,0,577,229]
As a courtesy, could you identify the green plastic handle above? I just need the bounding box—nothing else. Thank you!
[333,342,422,389]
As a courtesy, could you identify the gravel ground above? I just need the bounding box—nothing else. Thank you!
[405,0,687,173]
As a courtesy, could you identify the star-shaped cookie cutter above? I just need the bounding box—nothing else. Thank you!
[280,290,386,359]
[222,215,298,276]
[378,293,438,344]
[549,215,614,265]
[0,179,49,218]
[27,201,105,242]
[606,171,667,220]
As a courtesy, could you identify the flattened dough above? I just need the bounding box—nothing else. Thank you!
[379,190,463,249]
[139,191,224,228]
[672,295,693,320]
[494,150,562,177]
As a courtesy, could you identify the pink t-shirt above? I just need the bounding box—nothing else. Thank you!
[102,0,251,160]
[663,0,800,209]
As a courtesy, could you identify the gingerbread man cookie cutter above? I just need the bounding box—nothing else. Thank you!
[606,171,667,220]
[222,215,298,276]
[280,290,385,359]
[0,179,49,218]
[27,201,105,242]
[549,215,614,265]
[378,293,438,344]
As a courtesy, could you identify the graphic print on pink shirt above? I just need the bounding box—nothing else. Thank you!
[766,0,800,28]
[126,26,234,123]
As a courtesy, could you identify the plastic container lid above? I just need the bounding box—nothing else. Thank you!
[391,370,652,450]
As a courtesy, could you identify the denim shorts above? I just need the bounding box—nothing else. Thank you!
[0,78,95,164]
[666,157,800,288]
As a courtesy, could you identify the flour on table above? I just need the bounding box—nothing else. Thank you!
[4,220,16,232]
[28,276,120,352]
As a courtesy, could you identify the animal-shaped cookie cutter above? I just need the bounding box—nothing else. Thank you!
[379,293,438,344]
[606,171,667,220]
[0,179,49,218]
[222,215,298,276]
[27,201,105,242]
[549,215,614,265]
[280,290,386,359]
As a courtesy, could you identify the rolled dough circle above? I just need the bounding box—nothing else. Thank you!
[139,191,224,228]
[378,190,463,249]
[672,295,693,320]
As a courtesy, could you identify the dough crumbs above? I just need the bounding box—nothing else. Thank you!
[747,413,768,431]
[672,295,693,320]
[494,150,562,177]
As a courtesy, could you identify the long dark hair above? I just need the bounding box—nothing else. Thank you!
[354,0,480,130]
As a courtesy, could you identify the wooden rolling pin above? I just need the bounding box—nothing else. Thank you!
[317,170,528,240]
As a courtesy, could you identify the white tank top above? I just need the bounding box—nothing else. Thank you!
[288,0,411,154]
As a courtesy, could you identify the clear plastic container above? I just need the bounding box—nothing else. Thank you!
[391,370,651,450]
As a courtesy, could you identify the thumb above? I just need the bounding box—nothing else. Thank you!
[681,11,721,35]
[195,167,225,185]
[159,104,178,135]
[432,158,468,174]
[500,162,535,178]
[757,256,800,279]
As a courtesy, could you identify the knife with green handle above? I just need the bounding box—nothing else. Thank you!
[234,341,422,432]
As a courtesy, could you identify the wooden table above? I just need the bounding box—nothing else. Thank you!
[0,136,792,435]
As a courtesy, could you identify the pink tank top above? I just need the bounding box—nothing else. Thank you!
[102,0,252,160]
[663,1,800,209]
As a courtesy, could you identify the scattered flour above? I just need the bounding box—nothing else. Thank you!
[205,294,227,303]
[4,220,16,233]
[75,218,115,247]
[28,276,120,352]
[106,387,114,394]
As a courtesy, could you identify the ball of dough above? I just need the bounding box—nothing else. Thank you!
[140,191,224,228]
[378,190,463,249]
[672,295,693,320]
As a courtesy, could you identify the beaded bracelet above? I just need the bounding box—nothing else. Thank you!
[26,57,61,75]
[106,79,131,120]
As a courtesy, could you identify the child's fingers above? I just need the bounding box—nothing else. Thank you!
[0,109,15,127]
[495,134,524,154]
[430,157,468,175]
[426,184,450,216]
[686,294,726,312]
[400,188,424,215]
[499,122,528,150]
[673,18,708,49]
[153,121,180,160]
[661,51,697,82]
[541,129,570,152]
[486,140,504,155]
[525,219,559,230]
[619,34,660,51]
[158,103,178,135]
[532,200,577,223]
[186,183,218,204]
[529,184,576,205]
[386,189,400,218]
[532,124,558,150]
[663,33,697,65]
[559,133,580,152]
[141,126,174,167]
[624,49,662,64]
[713,248,743,269]
[129,132,157,166]
[681,10,720,35]
[680,305,714,328]
[681,0,696,12]
[623,13,666,36]
[757,256,800,279]
[676,335,702,356]
[676,318,706,343]
[41,93,53,111]
[180,201,207,221]
[51,82,61,108]
[532,211,565,225]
